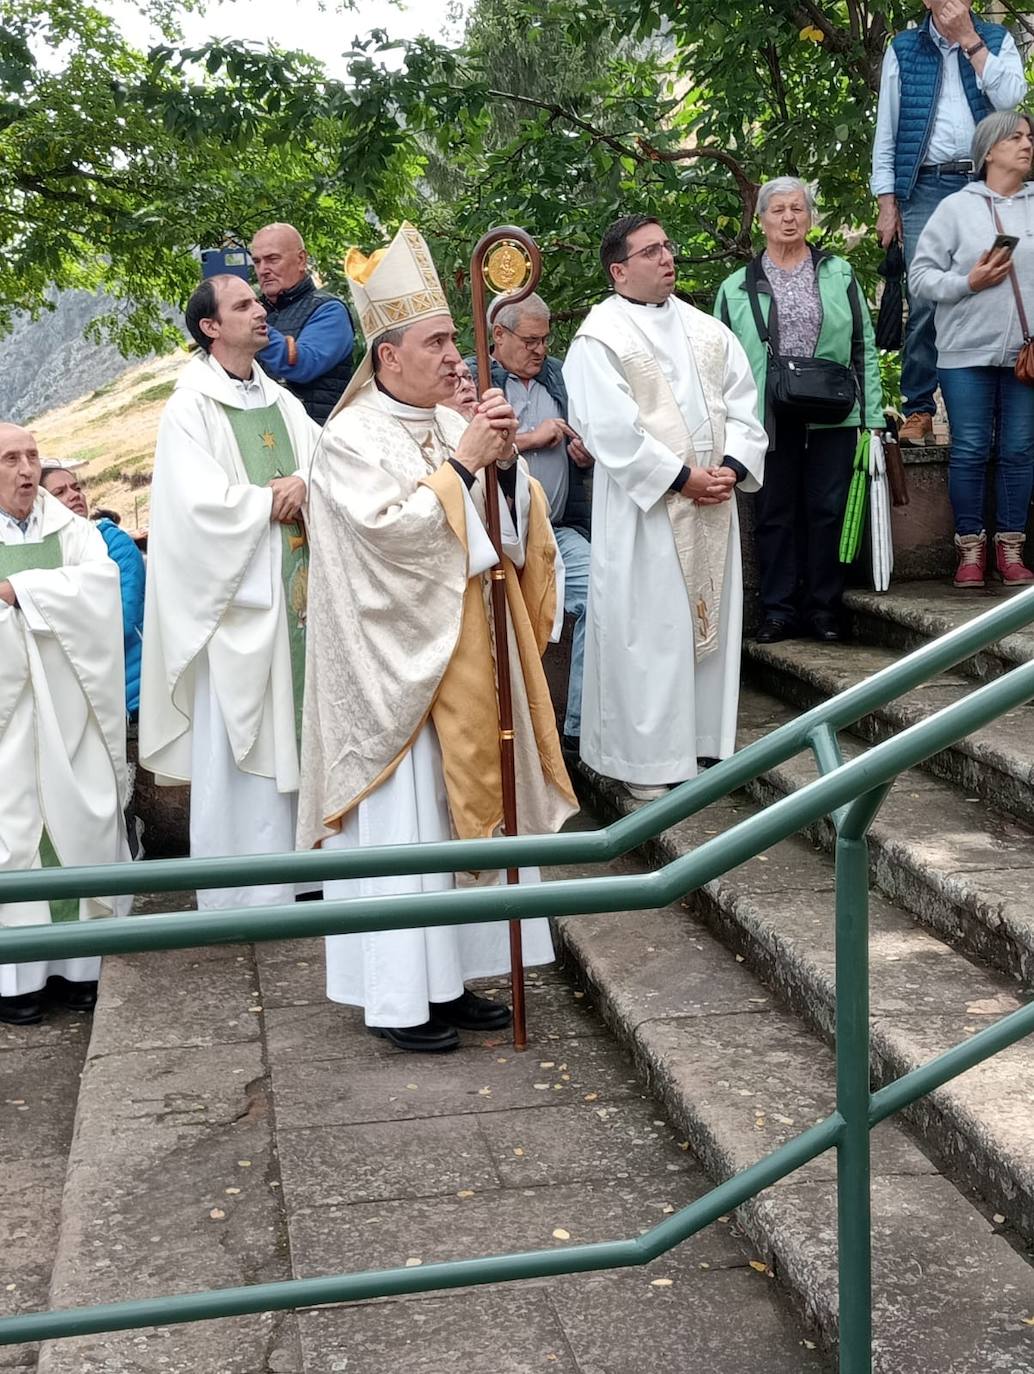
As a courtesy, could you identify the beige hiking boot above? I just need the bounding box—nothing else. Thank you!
[898,413,934,447]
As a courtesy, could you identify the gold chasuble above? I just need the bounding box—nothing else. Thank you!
[221,403,308,742]
[0,531,85,924]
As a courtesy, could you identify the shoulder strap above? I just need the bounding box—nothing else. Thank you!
[745,257,779,356]
[846,268,867,427]
[988,199,1032,341]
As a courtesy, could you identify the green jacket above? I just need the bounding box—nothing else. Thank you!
[714,248,884,435]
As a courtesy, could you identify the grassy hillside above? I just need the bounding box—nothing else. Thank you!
[29,350,188,535]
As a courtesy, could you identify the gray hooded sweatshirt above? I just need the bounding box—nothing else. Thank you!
[909,179,1034,369]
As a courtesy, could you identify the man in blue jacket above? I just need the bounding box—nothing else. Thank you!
[467,292,593,756]
[251,222,355,425]
[40,466,144,719]
[872,0,1026,445]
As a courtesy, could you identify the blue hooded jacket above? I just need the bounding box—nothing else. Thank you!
[96,518,145,716]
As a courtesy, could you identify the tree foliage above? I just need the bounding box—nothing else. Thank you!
[3,0,1031,355]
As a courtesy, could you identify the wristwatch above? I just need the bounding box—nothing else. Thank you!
[963,38,986,58]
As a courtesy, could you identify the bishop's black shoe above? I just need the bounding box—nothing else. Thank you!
[0,992,44,1026]
[368,1021,460,1053]
[810,613,842,643]
[430,989,513,1031]
[45,976,98,1012]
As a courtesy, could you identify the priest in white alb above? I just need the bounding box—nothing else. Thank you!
[0,423,129,1026]
[140,274,321,908]
[298,222,578,1053]
[563,214,768,800]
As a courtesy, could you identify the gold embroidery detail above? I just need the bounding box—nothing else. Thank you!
[260,431,277,450]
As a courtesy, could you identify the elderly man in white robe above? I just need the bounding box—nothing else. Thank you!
[298,221,577,1053]
[0,423,129,1025]
[140,275,321,909]
[563,214,768,800]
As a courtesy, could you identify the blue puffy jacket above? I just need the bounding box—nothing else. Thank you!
[96,518,145,717]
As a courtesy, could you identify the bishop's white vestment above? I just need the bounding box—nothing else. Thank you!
[139,354,321,908]
[563,294,767,785]
[0,491,129,996]
[298,382,577,1028]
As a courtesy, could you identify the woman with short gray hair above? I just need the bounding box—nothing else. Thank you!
[910,110,1034,587]
[715,177,884,642]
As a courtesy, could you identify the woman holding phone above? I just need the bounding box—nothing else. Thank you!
[910,110,1034,587]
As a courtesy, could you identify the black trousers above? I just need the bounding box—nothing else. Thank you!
[755,421,857,624]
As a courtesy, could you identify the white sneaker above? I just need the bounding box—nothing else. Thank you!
[625,782,669,801]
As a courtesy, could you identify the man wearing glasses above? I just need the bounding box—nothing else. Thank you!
[563,215,767,800]
[468,293,593,758]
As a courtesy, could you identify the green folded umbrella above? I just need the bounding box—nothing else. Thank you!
[839,429,871,565]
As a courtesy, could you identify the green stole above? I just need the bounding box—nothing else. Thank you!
[0,528,77,922]
[220,403,308,743]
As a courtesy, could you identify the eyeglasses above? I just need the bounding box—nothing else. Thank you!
[620,238,677,264]
[500,324,551,350]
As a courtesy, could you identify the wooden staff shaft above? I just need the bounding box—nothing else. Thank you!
[469,227,542,1052]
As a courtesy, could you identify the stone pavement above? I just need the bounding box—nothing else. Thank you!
[5,886,832,1374]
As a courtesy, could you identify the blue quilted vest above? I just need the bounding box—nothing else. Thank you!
[892,14,1007,200]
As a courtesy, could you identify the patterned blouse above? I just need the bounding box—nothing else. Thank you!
[763,251,823,358]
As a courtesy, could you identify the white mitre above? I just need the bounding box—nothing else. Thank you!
[333,220,451,415]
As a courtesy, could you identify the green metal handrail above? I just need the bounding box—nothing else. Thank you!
[3,587,1034,1371]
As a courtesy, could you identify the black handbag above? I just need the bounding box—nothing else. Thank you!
[745,257,858,426]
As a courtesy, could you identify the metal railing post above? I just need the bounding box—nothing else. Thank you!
[834,784,888,1374]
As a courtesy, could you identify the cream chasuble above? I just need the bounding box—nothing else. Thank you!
[0,491,129,995]
[301,382,577,1028]
[563,294,767,785]
[139,354,321,909]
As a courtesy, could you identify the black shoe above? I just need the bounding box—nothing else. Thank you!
[0,992,44,1026]
[696,756,720,770]
[430,989,513,1031]
[755,618,792,644]
[810,614,842,643]
[44,976,98,1012]
[368,1021,460,1053]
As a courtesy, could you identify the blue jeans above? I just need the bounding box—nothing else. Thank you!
[937,365,1034,534]
[554,524,590,738]
[900,171,968,417]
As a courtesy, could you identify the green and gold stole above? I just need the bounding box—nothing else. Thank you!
[0,529,77,920]
[221,403,308,743]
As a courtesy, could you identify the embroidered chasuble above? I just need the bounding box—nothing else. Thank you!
[0,531,78,923]
[221,403,308,741]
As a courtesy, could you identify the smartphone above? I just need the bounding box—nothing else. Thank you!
[992,233,1020,254]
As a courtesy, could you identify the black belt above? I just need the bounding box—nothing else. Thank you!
[918,159,973,176]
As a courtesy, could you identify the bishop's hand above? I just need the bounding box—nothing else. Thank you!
[454,387,518,474]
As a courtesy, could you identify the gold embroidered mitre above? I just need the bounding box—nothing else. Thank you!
[331,222,452,417]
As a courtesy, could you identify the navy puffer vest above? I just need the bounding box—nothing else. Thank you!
[892,15,1007,200]
[261,275,354,424]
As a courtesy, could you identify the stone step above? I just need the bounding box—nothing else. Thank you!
[743,634,1034,825]
[553,828,1034,1372]
[843,580,1034,684]
[572,759,1034,1243]
[0,1006,91,1372]
[734,684,1034,989]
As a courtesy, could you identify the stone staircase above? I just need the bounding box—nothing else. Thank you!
[565,578,1034,1371]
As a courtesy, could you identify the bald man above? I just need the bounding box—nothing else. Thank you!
[250,222,355,424]
[0,424,129,1025]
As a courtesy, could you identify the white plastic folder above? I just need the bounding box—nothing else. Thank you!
[869,431,893,592]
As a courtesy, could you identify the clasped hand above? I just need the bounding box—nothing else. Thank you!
[681,465,736,505]
[454,387,518,474]
[268,474,307,523]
